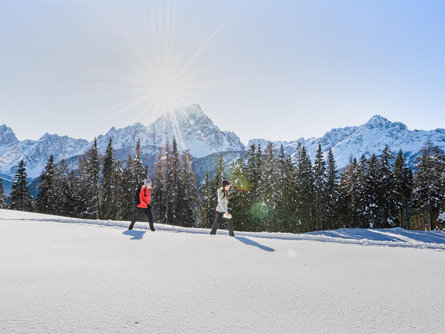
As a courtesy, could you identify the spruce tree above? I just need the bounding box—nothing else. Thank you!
[394,150,413,229]
[101,138,115,220]
[152,142,169,224]
[230,156,251,231]
[0,178,8,209]
[36,155,58,214]
[198,172,215,228]
[313,145,327,230]
[325,148,339,229]
[79,139,101,219]
[283,154,298,232]
[120,155,136,221]
[364,154,379,228]
[260,142,278,231]
[213,155,225,204]
[245,144,263,231]
[377,145,395,227]
[10,160,34,211]
[179,150,198,227]
[295,145,314,232]
[339,158,358,228]
[274,145,288,232]
[355,155,368,228]
[412,141,445,230]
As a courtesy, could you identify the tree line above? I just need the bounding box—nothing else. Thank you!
[1,139,444,232]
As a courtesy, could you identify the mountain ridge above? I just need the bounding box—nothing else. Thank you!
[1,110,444,181]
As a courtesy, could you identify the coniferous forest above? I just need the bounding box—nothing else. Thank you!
[2,139,444,232]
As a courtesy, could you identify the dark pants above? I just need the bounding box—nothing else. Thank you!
[129,206,155,231]
[210,212,234,236]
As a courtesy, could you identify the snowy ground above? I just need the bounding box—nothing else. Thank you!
[1,209,444,333]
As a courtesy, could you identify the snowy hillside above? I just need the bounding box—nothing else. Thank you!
[249,115,445,169]
[1,209,444,333]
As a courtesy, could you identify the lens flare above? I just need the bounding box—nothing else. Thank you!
[231,174,250,191]
[250,201,272,224]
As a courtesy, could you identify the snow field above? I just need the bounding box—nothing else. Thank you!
[1,210,444,333]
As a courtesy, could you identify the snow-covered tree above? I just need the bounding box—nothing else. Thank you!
[101,138,116,220]
[0,178,8,209]
[412,141,445,230]
[229,156,251,231]
[36,155,58,214]
[393,150,413,229]
[10,160,34,211]
[198,172,214,228]
[313,145,327,230]
[325,148,340,229]
[376,145,395,227]
[78,139,101,219]
[295,145,314,232]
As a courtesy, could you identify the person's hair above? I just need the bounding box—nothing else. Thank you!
[221,180,230,200]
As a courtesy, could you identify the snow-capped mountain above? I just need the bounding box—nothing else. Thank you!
[0,130,90,179]
[1,111,444,181]
[249,115,445,169]
[145,104,244,157]
[0,105,244,180]
[95,105,244,158]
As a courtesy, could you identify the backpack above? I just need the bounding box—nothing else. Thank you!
[134,185,142,205]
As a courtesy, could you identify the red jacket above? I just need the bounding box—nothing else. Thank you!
[138,187,151,208]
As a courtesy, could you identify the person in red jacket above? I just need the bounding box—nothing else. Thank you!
[129,179,155,231]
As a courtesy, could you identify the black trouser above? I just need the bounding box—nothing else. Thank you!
[129,206,155,231]
[210,212,234,236]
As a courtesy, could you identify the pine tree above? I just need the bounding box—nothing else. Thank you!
[325,148,339,229]
[274,145,287,232]
[230,156,251,231]
[79,139,101,219]
[355,155,368,228]
[152,142,169,224]
[10,160,34,211]
[120,155,136,221]
[245,144,264,231]
[213,155,225,203]
[198,172,215,228]
[112,159,124,220]
[133,138,148,184]
[364,154,379,228]
[0,178,8,209]
[295,145,314,232]
[36,155,58,214]
[283,154,298,232]
[376,145,395,227]
[412,141,445,230]
[179,150,198,227]
[101,138,115,220]
[313,145,327,231]
[394,150,413,229]
[260,142,278,231]
[339,158,358,228]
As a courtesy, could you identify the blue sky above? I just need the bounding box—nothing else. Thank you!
[1,0,444,144]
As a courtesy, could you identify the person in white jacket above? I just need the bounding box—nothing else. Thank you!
[210,180,234,236]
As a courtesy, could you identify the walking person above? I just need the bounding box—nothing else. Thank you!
[129,179,155,231]
[210,180,234,236]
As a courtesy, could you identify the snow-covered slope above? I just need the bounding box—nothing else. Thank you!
[249,115,445,168]
[1,209,444,333]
